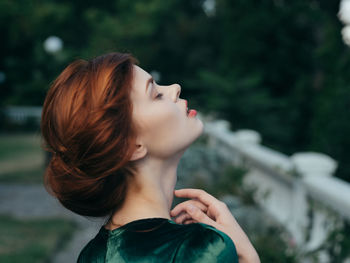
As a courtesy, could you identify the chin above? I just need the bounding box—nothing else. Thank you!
[175,120,204,153]
[190,122,204,144]
[196,118,205,136]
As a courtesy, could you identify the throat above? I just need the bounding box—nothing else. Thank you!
[107,192,172,229]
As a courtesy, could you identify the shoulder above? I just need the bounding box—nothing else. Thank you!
[77,230,107,263]
[174,222,239,263]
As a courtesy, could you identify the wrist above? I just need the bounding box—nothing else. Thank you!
[239,251,260,263]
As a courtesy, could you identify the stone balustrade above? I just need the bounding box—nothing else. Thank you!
[3,106,42,124]
[201,114,350,262]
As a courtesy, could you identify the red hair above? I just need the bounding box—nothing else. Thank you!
[41,52,138,217]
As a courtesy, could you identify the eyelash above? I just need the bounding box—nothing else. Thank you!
[155,93,163,99]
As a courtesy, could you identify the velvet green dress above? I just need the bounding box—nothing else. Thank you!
[77,217,238,262]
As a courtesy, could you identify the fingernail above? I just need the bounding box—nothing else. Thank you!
[188,204,195,213]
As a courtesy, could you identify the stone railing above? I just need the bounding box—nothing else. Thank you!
[3,106,42,124]
[201,116,350,262]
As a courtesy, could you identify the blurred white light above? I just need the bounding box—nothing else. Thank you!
[338,0,350,25]
[43,36,63,53]
[341,25,350,46]
[203,0,216,17]
[0,71,5,83]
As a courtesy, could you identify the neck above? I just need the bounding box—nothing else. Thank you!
[106,152,183,229]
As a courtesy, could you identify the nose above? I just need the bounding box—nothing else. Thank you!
[172,84,181,101]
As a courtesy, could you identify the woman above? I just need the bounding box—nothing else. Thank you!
[41,52,260,263]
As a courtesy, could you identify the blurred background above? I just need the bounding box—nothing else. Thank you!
[0,0,349,262]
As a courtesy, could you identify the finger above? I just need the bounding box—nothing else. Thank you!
[173,212,192,224]
[185,204,218,228]
[170,199,207,217]
[174,188,224,219]
[174,188,222,208]
[183,219,196,225]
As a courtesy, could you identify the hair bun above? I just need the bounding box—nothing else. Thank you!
[41,52,138,218]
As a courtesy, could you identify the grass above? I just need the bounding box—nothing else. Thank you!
[0,167,45,183]
[0,133,43,160]
[0,215,76,263]
[0,133,45,183]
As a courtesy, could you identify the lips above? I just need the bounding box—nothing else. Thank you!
[188,109,197,117]
[185,100,197,117]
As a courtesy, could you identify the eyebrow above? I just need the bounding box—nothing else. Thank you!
[145,77,154,94]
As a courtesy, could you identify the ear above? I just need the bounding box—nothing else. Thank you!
[129,142,147,161]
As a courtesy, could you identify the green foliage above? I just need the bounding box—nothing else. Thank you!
[205,164,257,205]
[253,225,298,263]
[0,215,76,263]
[0,133,42,160]
[0,133,44,183]
[325,221,350,262]
[1,0,350,182]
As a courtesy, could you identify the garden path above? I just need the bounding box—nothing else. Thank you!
[0,183,103,262]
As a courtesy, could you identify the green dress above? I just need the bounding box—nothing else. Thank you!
[77,217,238,262]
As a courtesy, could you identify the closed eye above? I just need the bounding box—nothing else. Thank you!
[155,93,163,99]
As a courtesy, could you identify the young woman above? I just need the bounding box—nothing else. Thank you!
[41,52,260,263]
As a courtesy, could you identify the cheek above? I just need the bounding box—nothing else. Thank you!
[141,108,186,147]
[148,110,183,138]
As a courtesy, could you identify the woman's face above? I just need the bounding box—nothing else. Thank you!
[130,65,204,159]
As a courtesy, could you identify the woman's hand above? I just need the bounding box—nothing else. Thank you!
[170,188,260,263]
